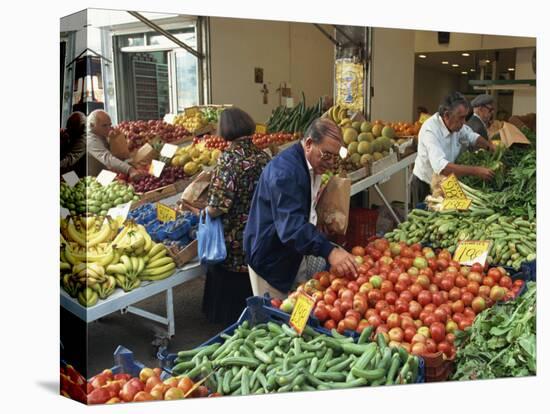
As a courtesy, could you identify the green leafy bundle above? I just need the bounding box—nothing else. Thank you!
[452,281,536,380]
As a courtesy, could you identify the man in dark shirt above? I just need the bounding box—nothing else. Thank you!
[467,94,495,140]
[60,112,87,177]
[244,118,358,299]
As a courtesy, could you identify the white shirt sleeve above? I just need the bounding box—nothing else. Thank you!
[422,129,450,175]
[461,124,481,146]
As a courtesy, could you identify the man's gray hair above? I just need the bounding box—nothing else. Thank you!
[87,109,109,128]
[438,92,471,117]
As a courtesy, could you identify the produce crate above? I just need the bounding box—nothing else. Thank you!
[521,259,536,281]
[167,239,198,267]
[157,295,358,376]
[347,167,368,182]
[132,179,191,208]
[345,207,379,248]
[158,296,425,383]
[422,352,454,382]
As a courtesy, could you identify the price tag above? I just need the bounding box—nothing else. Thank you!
[163,113,176,124]
[184,107,199,117]
[149,160,166,178]
[107,201,132,222]
[62,171,79,187]
[60,206,70,218]
[255,124,267,134]
[441,174,467,199]
[442,198,472,211]
[96,170,117,186]
[339,146,348,159]
[289,293,315,335]
[160,143,178,158]
[156,203,177,222]
[453,240,492,266]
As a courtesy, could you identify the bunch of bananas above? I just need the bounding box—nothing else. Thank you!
[323,104,351,128]
[60,217,177,306]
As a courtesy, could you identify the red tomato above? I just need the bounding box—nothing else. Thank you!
[425,338,438,353]
[337,320,347,334]
[451,300,465,314]
[437,341,453,358]
[313,306,329,322]
[448,287,462,302]
[417,291,432,307]
[385,291,398,305]
[434,308,448,323]
[466,281,480,295]
[499,276,513,289]
[471,263,483,273]
[430,322,446,343]
[482,277,496,288]
[487,268,503,283]
[455,275,468,288]
[399,290,414,303]
[409,283,423,298]
[423,314,436,326]
[329,307,343,322]
[461,291,474,306]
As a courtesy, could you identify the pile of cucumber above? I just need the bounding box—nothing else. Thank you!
[266,94,323,134]
[385,209,536,269]
[169,321,421,395]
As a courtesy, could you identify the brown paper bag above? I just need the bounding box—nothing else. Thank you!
[316,175,351,235]
[108,132,130,160]
[130,143,158,169]
[180,170,212,209]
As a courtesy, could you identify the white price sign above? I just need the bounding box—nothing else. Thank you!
[62,171,79,187]
[149,160,166,178]
[96,170,117,186]
[60,207,70,218]
[160,143,178,158]
[107,201,132,223]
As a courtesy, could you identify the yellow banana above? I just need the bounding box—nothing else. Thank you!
[149,249,168,263]
[106,263,127,274]
[95,249,115,267]
[135,257,145,276]
[111,225,130,246]
[120,255,133,274]
[87,221,112,247]
[60,262,72,272]
[146,257,175,270]
[72,262,87,275]
[87,262,105,279]
[140,262,176,277]
[147,243,166,259]
[140,268,177,281]
[130,256,139,274]
[67,219,87,246]
[83,215,96,230]
[137,225,153,253]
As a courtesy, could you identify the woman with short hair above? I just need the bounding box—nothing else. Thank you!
[202,107,270,325]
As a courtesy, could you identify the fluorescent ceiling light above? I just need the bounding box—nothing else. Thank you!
[461,71,468,74]
[452,64,459,67]
[470,69,475,72]
[508,67,515,71]
[419,54,427,58]
[485,59,491,63]
[442,61,449,65]
[461,52,470,57]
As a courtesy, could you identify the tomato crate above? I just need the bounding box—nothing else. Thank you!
[422,352,454,382]
[345,208,379,248]
[521,259,536,281]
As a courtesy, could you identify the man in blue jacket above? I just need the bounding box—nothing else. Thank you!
[244,118,358,299]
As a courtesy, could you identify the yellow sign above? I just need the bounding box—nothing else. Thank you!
[156,203,177,222]
[442,198,472,211]
[441,174,468,199]
[453,240,492,266]
[255,124,267,134]
[184,107,199,117]
[289,293,315,335]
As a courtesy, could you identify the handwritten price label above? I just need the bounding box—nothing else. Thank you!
[96,170,117,187]
[255,124,267,134]
[442,198,472,211]
[156,203,177,222]
[289,293,315,335]
[453,240,492,266]
[441,174,467,199]
[160,143,178,158]
[149,160,166,178]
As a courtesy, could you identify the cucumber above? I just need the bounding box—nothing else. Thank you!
[385,354,402,385]
[350,367,386,381]
[314,371,347,382]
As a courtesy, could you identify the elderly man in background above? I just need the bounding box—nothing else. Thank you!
[412,92,496,202]
[467,94,495,140]
[60,111,87,177]
[86,109,142,179]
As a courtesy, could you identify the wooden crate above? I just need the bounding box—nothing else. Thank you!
[131,178,192,209]
[167,239,198,268]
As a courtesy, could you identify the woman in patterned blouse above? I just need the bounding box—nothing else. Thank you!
[202,107,270,325]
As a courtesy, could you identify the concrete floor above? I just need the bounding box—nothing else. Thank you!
[85,274,226,376]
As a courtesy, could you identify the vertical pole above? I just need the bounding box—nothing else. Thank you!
[166,288,175,337]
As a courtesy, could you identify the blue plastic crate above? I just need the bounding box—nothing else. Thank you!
[521,259,536,281]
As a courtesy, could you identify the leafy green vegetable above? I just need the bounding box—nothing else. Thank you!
[452,282,536,380]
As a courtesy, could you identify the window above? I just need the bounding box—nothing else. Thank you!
[113,21,206,122]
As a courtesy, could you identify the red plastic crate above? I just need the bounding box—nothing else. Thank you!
[345,208,379,248]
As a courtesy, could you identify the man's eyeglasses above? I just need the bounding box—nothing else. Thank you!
[483,105,495,112]
[316,146,337,162]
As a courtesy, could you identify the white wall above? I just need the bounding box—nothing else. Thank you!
[209,17,334,123]
[513,47,536,115]
[369,28,415,206]
[414,66,460,115]
[415,31,535,53]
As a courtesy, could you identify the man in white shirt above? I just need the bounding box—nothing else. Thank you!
[467,94,495,140]
[412,92,495,201]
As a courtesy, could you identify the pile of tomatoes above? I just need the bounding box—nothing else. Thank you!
[194,135,230,151]
[283,238,524,359]
[252,132,296,149]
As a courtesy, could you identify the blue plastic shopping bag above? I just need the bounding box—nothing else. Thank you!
[197,210,227,264]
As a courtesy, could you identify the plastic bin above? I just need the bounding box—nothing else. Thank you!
[345,208,379,248]
[521,259,536,281]
[158,296,424,384]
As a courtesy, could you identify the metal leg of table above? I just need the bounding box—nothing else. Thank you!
[404,166,410,217]
[166,288,175,337]
[373,184,402,224]
[124,287,176,338]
